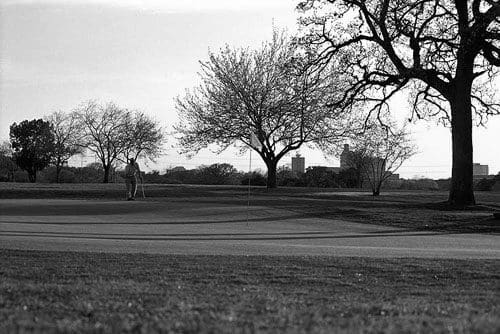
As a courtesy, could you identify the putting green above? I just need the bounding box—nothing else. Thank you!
[1,198,499,259]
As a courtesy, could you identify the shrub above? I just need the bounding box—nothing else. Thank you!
[397,179,439,190]
[475,178,496,191]
[241,172,267,186]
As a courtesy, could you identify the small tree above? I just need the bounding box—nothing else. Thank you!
[45,111,83,183]
[9,119,55,182]
[176,31,350,188]
[344,125,416,196]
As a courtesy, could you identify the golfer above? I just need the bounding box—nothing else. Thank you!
[125,158,143,200]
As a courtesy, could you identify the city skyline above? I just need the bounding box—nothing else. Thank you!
[1,0,499,178]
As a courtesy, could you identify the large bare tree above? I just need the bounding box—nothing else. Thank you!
[176,31,351,188]
[76,101,165,183]
[76,101,129,183]
[45,111,83,183]
[298,0,500,206]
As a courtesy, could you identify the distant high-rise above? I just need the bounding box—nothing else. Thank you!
[340,144,351,170]
[291,153,305,174]
[473,163,489,177]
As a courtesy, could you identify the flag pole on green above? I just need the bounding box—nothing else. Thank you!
[247,132,262,225]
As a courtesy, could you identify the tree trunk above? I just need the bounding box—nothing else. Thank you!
[103,165,110,183]
[56,164,62,183]
[356,170,362,188]
[372,180,382,196]
[28,169,36,183]
[266,160,277,189]
[448,84,475,207]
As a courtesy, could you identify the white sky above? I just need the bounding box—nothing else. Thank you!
[1,0,499,178]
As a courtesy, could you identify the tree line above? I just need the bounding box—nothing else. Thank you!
[5,158,497,194]
[3,101,164,183]
[140,163,500,193]
[142,164,443,191]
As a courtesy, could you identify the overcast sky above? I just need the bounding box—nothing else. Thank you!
[1,0,499,178]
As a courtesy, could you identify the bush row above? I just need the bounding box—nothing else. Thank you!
[2,163,498,191]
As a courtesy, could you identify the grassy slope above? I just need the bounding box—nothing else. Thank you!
[1,249,499,333]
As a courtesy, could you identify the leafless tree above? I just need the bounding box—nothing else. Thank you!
[340,146,372,188]
[342,123,416,196]
[76,101,165,183]
[45,111,83,183]
[176,31,352,188]
[75,101,128,183]
[298,0,500,206]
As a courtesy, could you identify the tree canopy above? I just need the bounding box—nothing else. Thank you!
[76,101,128,183]
[76,101,165,183]
[122,111,165,162]
[9,119,55,182]
[176,31,352,188]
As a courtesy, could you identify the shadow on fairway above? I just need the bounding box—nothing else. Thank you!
[0,213,325,224]
[0,229,451,241]
[0,202,158,216]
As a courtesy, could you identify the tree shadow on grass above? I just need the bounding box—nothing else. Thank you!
[0,229,452,241]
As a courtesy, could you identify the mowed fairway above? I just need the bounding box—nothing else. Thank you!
[0,183,499,258]
[1,184,499,333]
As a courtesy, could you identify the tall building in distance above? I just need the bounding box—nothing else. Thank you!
[473,163,489,177]
[339,144,351,170]
[291,153,305,175]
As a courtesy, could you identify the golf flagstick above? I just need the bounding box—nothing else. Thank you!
[247,132,262,226]
[247,149,252,226]
[141,179,146,198]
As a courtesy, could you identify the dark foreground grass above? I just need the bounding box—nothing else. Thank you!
[1,249,499,333]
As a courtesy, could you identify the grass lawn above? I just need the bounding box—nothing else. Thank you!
[1,249,499,333]
[1,182,499,233]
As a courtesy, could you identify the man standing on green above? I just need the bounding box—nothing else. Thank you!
[125,157,142,200]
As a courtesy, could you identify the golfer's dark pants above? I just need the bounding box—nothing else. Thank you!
[126,177,137,198]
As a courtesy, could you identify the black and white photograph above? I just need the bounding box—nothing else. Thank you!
[0,0,499,332]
